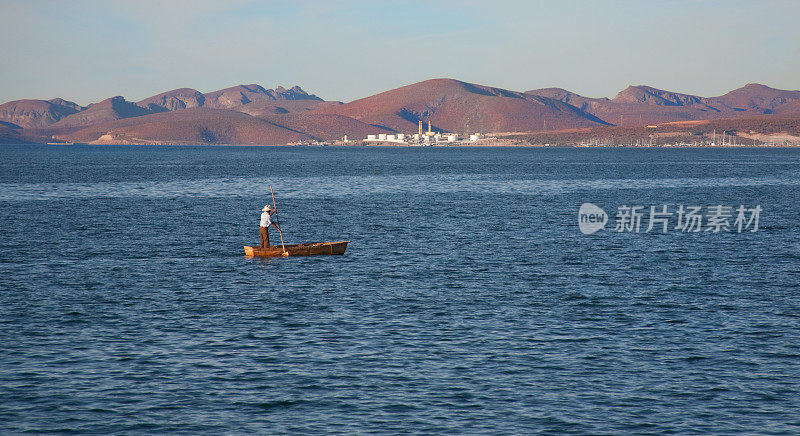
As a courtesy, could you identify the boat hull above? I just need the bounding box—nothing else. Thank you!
[244,241,349,257]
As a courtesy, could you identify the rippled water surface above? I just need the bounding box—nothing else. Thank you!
[1,145,799,434]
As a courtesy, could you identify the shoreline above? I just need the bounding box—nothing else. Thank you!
[6,141,799,148]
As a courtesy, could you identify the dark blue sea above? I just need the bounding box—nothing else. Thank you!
[1,144,799,434]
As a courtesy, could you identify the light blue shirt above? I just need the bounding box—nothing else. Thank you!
[260,212,272,228]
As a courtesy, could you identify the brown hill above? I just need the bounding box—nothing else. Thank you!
[202,84,322,110]
[715,83,800,112]
[313,78,605,133]
[0,124,22,143]
[0,99,81,128]
[526,83,800,126]
[1,83,333,142]
[527,86,728,125]
[269,85,323,101]
[773,99,800,115]
[612,85,718,107]
[258,113,394,140]
[48,98,84,112]
[54,108,312,145]
[136,85,328,115]
[137,88,205,112]
[237,99,338,117]
[527,87,608,107]
[588,101,728,126]
[0,122,50,144]
[0,120,21,129]
[53,107,388,144]
[53,96,153,128]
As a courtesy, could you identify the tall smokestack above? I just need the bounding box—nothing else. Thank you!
[418,120,423,136]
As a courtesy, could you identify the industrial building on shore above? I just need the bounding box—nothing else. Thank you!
[363,120,483,145]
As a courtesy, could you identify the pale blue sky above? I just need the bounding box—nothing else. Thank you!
[1,0,798,105]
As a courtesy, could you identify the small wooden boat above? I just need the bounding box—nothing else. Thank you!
[244,241,349,257]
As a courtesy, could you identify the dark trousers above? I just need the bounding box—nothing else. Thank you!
[260,226,270,247]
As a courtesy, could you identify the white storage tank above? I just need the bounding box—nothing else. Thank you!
[447,135,457,142]
[412,134,420,140]
[387,134,396,141]
[469,134,480,141]
[378,134,387,140]
[367,134,377,140]
[397,134,406,140]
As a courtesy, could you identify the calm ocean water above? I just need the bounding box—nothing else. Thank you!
[1,145,799,434]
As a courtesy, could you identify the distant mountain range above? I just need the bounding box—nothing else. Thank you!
[0,84,324,129]
[525,83,800,126]
[1,79,799,145]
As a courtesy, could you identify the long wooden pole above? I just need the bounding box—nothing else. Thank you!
[270,186,288,256]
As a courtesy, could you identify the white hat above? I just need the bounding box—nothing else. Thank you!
[262,205,272,212]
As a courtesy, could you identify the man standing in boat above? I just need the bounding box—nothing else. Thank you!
[260,204,280,247]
